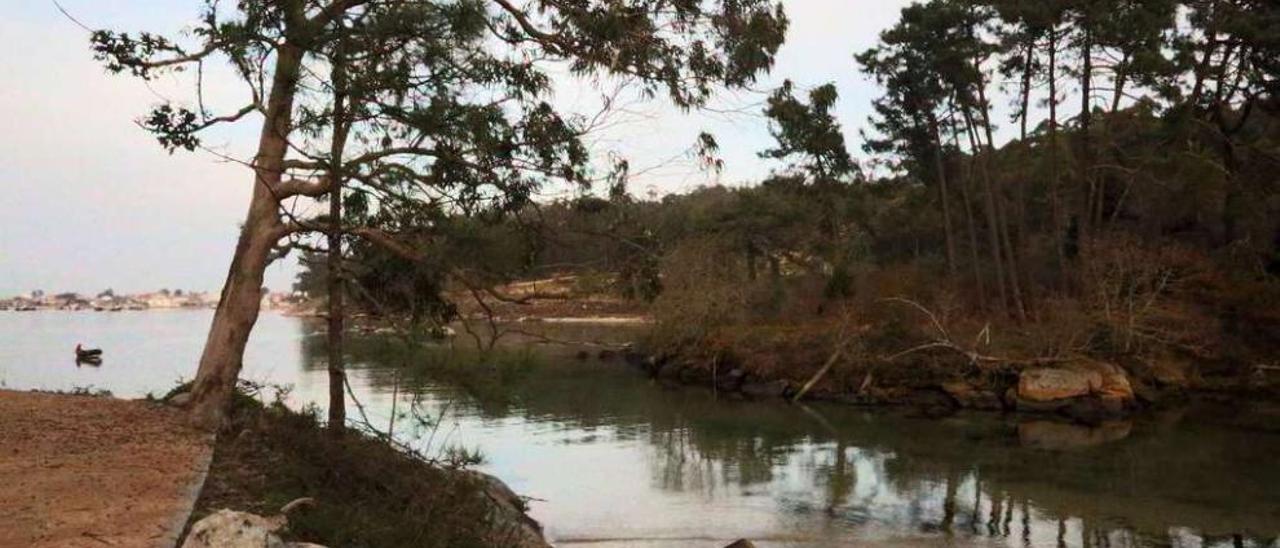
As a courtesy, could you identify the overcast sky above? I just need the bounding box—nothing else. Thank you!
[0,0,913,297]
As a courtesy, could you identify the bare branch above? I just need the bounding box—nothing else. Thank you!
[275,174,334,198]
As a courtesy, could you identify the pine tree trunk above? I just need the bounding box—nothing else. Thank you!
[326,179,346,432]
[1017,40,1035,314]
[976,79,1027,321]
[962,107,1008,314]
[1080,23,1098,233]
[326,46,350,433]
[949,115,987,308]
[930,116,958,280]
[1048,27,1066,282]
[187,44,303,430]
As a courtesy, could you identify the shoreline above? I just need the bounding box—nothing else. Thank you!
[620,349,1280,433]
[172,387,551,548]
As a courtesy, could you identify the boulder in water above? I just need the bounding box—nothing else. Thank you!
[1018,368,1098,402]
[1017,360,1133,404]
[461,470,551,548]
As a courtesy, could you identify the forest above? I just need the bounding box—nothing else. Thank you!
[294,0,1280,415]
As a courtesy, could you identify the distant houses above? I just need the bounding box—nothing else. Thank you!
[0,289,275,311]
[134,290,218,309]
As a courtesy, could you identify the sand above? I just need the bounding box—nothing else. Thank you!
[0,390,212,547]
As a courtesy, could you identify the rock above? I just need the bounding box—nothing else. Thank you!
[1018,368,1099,402]
[679,365,713,385]
[597,349,617,361]
[1143,355,1191,387]
[656,361,683,381]
[716,368,747,392]
[1017,361,1133,403]
[623,350,647,368]
[1017,419,1132,450]
[867,386,913,405]
[182,509,323,548]
[941,381,1003,411]
[574,350,590,360]
[941,380,974,400]
[725,540,757,548]
[461,470,551,548]
[1152,363,1189,387]
[1131,378,1162,405]
[740,380,789,399]
[168,391,192,407]
[1016,396,1071,413]
[910,389,958,417]
[1079,361,1134,401]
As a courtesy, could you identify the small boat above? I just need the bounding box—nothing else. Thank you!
[76,356,102,367]
[75,344,103,361]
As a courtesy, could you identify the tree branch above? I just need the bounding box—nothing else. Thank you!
[275,174,334,198]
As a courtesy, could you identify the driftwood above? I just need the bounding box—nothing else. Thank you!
[791,346,844,403]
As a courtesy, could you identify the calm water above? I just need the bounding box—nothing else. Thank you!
[1,310,1277,548]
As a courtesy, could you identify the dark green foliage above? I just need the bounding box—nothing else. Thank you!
[141,105,201,152]
[760,80,856,181]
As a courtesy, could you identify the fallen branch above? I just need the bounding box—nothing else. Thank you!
[879,297,1069,370]
[792,345,844,403]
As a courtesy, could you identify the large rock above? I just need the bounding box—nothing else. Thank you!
[1084,361,1134,401]
[182,509,325,548]
[462,470,552,548]
[1017,361,1133,403]
[1018,368,1099,402]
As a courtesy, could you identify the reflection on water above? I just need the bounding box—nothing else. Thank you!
[2,311,1278,547]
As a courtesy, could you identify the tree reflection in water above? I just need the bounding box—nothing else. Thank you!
[306,324,1279,547]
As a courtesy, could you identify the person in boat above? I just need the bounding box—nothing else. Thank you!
[74,343,103,360]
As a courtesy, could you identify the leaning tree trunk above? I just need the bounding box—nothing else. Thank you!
[187,45,304,430]
[976,80,1027,322]
[961,106,1008,315]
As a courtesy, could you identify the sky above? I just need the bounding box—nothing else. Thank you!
[0,0,913,297]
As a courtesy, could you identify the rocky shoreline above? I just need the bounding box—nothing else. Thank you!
[619,349,1280,431]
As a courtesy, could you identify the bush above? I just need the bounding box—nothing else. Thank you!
[191,391,534,548]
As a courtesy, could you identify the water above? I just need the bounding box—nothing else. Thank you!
[1,310,1277,548]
